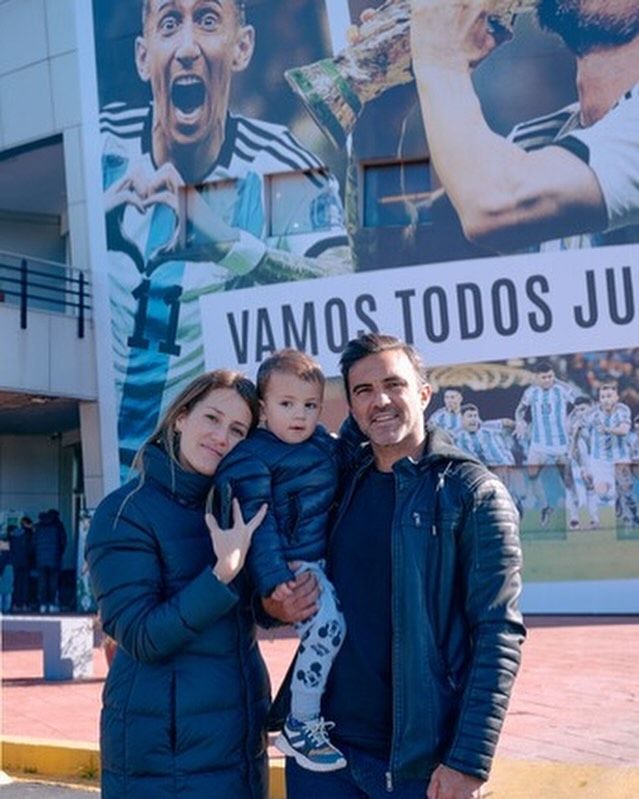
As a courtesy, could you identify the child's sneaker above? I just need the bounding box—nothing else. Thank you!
[275,715,346,772]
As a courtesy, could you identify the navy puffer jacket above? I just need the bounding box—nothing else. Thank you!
[34,510,66,568]
[86,445,270,799]
[213,427,339,597]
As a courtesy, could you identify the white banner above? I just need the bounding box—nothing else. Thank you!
[201,246,638,376]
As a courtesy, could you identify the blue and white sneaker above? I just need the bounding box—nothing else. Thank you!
[275,715,347,772]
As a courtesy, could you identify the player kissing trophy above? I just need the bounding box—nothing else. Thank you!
[285,0,537,147]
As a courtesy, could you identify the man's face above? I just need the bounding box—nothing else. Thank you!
[599,386,619,410]
[444,390,462,412]
[462,409,480,432]
[347,349,432,469]
[537,370,556,390]
[537,0,639,55]
[573,402,590,420]
[136,0,254,150]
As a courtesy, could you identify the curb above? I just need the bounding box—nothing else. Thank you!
[2,737,638,798]
[1,737,99,784]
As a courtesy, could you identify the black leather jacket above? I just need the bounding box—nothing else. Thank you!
[332,427,525,786]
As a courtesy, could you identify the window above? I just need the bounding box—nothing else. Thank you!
[363,160,433,228]
[269,169,342,238]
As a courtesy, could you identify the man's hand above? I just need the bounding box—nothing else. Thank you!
[514,420,528,441]
[411,0,507,73]
[262,565,319,624]
[427,764,483,799]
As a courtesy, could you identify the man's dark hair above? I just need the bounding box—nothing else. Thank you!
[599,380,619,393]
[141,0,246,28]
[533,360,554,374]
[461,403,479,415]
[339,333,428,401]
[573,396,592,407]
[537,0,639,57]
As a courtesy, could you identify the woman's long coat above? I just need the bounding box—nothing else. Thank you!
[86,445,270,799]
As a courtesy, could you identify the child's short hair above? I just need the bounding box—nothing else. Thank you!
[257,349,325,399]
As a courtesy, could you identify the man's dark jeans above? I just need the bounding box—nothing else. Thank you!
[285,743,428,799]
[37,566,60,606]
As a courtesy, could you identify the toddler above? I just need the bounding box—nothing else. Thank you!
[214,349,346,772]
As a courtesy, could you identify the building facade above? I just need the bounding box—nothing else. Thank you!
[0,0,637,611]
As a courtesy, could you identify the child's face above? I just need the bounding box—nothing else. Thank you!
[261,372,323,444]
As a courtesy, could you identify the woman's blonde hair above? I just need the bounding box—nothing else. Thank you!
[132,369,259,473]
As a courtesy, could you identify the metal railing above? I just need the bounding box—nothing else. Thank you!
[0,251,91,338]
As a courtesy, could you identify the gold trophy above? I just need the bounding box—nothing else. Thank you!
[285,0,537,147]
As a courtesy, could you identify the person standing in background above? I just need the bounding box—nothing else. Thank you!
[9,516,33,611]
[34,509,67,613]
[0,533,14,613]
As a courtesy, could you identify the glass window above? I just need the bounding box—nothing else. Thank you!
[269,169,342,238]
[363,160,433,228]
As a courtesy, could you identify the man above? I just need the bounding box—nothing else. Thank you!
[453,403,525,515]
[515,360,579,527]
[583,381,632,506]
[566,396,600,528]
[33,510,67,614]
[268,334,525,799]
[629,415,639,464]
[453,403,515,467]
[409,0,639,252]
[429,388,464,433]
[99,0,351,473]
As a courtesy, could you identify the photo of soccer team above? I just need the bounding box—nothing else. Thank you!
[426,348,639,547]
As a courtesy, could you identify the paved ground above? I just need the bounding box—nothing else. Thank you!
[0,781,97,797]
[1,616,639,797]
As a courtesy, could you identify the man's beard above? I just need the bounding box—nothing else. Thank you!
[537,0,639,55]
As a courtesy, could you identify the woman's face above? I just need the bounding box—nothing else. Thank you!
[175,387,252,476]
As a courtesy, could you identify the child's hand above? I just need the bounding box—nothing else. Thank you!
[271,582,294,602]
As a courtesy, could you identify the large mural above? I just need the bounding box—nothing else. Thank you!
[89,0,639,608]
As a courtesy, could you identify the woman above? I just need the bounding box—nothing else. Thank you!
[86,370,269,799]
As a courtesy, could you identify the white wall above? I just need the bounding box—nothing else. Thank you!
[0,434,61,519]
[0,0,89,270]
[0,304,96,398]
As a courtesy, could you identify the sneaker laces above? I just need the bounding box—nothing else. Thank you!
[302,717,336,748]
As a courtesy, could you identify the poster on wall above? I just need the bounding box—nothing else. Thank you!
[91,0,354,475]
[88,0,639,610]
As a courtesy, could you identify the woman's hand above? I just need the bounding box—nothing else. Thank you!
[206,499,267,584]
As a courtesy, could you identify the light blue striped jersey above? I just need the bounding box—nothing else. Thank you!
[517,381,577,449]
[585,402,632,462]
[429,407,462,433]
[100,104,351,475]
[454,422,515,466]
[567,408,591,466]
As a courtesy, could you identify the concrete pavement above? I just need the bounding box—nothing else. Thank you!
[0,781,98,797]
[2,617,638,798]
